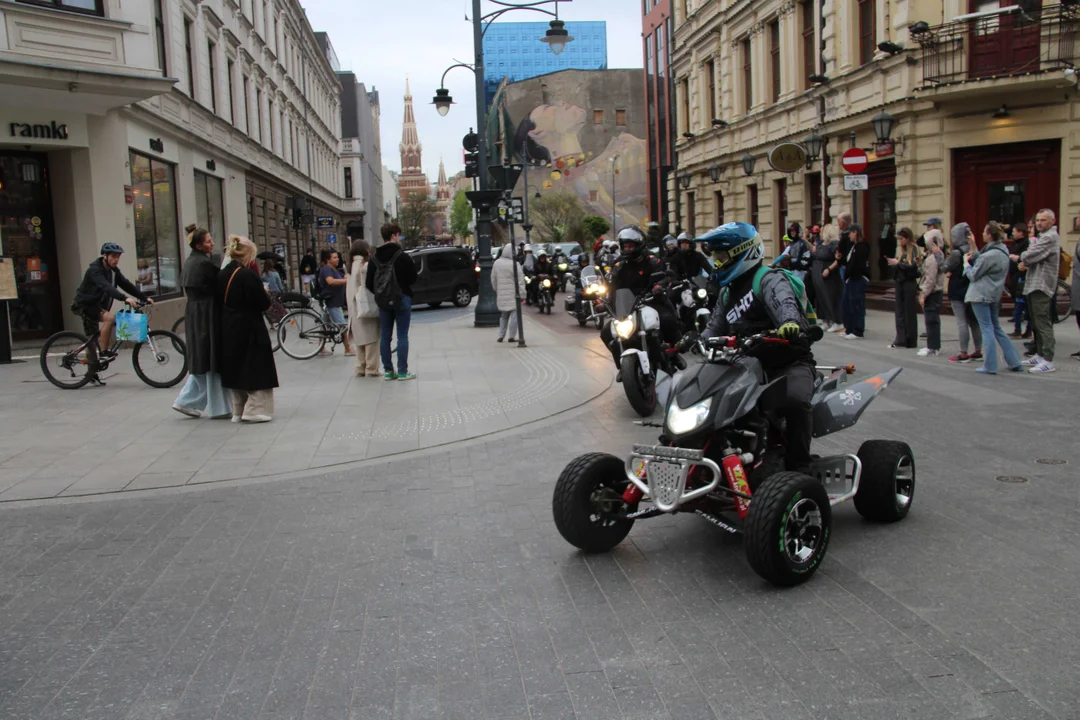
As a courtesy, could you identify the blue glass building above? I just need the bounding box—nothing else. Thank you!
[483,21,608,108]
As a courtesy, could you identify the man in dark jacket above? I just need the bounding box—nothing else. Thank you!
[699,222,817,471]
[669,235,712,281]
[73,242,151,384]
[366,223,419,381]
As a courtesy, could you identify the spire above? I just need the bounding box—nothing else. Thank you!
[437,158,448,185]
[399,76,421,172]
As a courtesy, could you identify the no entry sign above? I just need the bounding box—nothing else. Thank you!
[842,148,868,174]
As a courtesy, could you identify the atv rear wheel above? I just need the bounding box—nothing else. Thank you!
[854,440,915,522]
[553,453,635,553]
[745,472,831,586]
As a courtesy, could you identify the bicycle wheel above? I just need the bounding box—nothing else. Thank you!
[264,313,282,353]
[1054,279,1072,324]
[40,331,93,389]
[171,315,185,337]
[133,330,189,388]
[278,309,327,359]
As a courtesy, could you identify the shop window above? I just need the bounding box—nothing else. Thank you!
[17,0,102,15]
[808,171,827,226]
[129,151,181,297]
[194,170,225,249]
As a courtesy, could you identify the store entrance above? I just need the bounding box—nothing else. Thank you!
[859,159,897,282]
[0,151,61,340]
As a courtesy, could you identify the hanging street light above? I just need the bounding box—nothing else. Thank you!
[803,130,824,168]
[741,153,757,176]
[431,88,454,116]
[707,163,722,183]
[541,19,574,55]
[678,171,691,189]
[872,110,897,143]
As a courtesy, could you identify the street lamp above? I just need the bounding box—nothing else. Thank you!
[707,162,722,183]
[433,0,574,328]
[803,129,824,168]
[872,110,897,143]
[677,171,691,189]
[741,153,757,176]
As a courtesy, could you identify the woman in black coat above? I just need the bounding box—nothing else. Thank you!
[811,225,844,333]
[888,227,921,348]
[217,236,278,423]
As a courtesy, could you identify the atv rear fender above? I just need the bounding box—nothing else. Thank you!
[811,367,902,438]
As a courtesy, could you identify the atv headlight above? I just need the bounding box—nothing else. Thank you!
[558,263,568,271]
[666,397,712,435]
[696,288,708,299]
[542,278,552,288]
[614,317,636,339]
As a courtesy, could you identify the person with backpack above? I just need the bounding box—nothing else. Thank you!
[366,223,419,380]
[964,222,1022,374]
[699,222,818,472]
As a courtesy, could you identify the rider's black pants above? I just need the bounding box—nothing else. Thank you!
[775,360,815,472]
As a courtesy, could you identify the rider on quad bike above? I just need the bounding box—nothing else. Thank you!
[699,222,817,473]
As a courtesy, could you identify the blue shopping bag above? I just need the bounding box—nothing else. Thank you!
[114,308,148,343]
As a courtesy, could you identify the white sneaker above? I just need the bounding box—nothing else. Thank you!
[1028,362,1056,374]
[916,347,939,357]
[241,414,272,423]
[843,333,861,340]
[1023,354,1044,366]
[830,325,845,333]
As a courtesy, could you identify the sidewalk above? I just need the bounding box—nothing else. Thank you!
[0,306,612,501]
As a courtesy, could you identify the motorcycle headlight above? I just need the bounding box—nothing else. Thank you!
[525,277,532,284]
[614,317,636,339]
[594,284,607,294]
[666,397,712,435]
[558,263,568,271]
[542,279,552,288]
[696,288,708,299]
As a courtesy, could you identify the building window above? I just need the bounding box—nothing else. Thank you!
[769,20,781,102]
[153,0,167,75]
[207,41,218,114]
[590,189,599,202]
[18,0,103,15]
[681,77,691,133]
[706,58,717,121]
[593,109,604,124]
[748,183,759,228]
[615,109,627,126]
[687,192,696,236]
[802,0,817,90]
[858,0,875,66]
[184,17,195,97]
[775,179,788,244]
[243,75,252,135]
[714,190,724,226]
[129,151,180,297]
[255,87,263,142]
[226,59,236,124]
[344,167,353,199]
[742,38,753,112]
[193,170,225,247]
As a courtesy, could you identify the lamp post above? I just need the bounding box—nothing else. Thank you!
[433,0,574,327]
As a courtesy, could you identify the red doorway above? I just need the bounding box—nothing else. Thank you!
[953,139,1060,245]
[859,158,896,282]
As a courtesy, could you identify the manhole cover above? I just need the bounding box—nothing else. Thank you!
[1035,459,1067,465]
[996,476,1029,483]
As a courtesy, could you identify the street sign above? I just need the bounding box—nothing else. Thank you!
[842,148,868,174]
[316,216,334,229]
[873,141,895,158]
[509,197,524,223]
[843,174,869,191]
[327,233,337,244]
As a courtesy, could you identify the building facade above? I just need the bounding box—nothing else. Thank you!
[671,0,1080,281]
[338,73,383,244]
[483,21,608,108]
[642,0,675,228]
[382,165,399,223]
[0,0,344,339]
[397,79,429,202]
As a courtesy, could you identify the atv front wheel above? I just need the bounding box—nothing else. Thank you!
[553,453,635,553]
[745,472,831,586]
[854,440,915,522]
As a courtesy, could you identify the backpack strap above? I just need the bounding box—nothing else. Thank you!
[750,265,771,297]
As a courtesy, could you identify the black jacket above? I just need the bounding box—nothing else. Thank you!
[703,268,813,370]
[668,249,712,281]
[366,243,418,297]
[73,258,147,311]
[612,254,662,295]
[837,230,853,268]
[893,248,920,283]
[844,242,871,282]
[534,258,554,276]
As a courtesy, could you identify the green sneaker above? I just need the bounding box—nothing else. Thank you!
[383,371,397,380]
[397,372,416,381]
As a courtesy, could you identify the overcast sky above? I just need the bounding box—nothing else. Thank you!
[302,0,644,182]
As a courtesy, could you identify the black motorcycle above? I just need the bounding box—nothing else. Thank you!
[553,327,916,586]
[531,274,554,314]
[565,264,608,328]
[553,256,572,293]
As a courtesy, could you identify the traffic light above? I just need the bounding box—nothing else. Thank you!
[463,130,479,178]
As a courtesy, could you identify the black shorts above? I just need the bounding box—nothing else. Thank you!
[78,307,103,337]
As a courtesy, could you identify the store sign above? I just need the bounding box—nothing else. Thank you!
[149,138,164,153]
[316,216,334,228]
[8,122,68,140]
[767,143,807,173]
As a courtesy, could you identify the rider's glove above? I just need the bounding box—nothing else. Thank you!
[777,322,801,340]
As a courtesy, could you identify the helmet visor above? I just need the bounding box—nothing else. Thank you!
[621,242,637,253]
[712,248,733,268]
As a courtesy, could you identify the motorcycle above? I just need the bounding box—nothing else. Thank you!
[675,275,717,335]
[552,327,915,587]
[565,264,608,328]
[604,275,688,417]
[531,274,554,314]
[554,257,571,292]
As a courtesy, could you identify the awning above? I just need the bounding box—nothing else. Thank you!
[0,57,175,115]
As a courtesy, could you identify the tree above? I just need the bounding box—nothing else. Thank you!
[529,192,585,246]
[450,190,472,240]
[581,215,611,242]
[399,193,438,249]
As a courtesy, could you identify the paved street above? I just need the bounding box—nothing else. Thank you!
[0,304,1078,719]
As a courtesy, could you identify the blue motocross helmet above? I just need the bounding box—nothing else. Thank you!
[699,222,765,287]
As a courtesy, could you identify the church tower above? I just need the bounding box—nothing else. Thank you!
[398,77,429,203]
[433,158,452,237]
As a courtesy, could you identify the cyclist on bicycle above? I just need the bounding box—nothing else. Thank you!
[72,242,152,384]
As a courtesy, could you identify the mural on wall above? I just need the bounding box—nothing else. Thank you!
[512,101,648,230]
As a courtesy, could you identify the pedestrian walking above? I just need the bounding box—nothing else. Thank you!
[172,226,230,418]
[964,222,1022,374]
[367,222,419,381]
[917,229,947,357]
[1014,209,1060,373]
[318,249,353,356]
[841,223,870,339]
[945,222,983,363]
[812,224,843,332]
[491,232,526,343]
[218,236,279,423]
[346,240,380,377]
[888,227,921,348]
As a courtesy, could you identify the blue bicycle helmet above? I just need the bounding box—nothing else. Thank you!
[698,222,765,287]
[100,242,125,255]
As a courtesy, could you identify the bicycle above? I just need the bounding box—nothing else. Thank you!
[40,302,189,389]
[1053,278,1073,324]
[277,299,350,359]
[172,290,306,352]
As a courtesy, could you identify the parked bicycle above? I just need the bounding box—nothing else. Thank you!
[40,302,188,389]
[173,311,286,353]
[277,298,350,359]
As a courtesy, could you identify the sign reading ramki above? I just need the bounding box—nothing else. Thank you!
[9,122,69,140]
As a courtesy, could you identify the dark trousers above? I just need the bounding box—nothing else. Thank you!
[776,360,815,471]
[923,291,943,351]
[893,279,919,347]
[842,277,868,336]
[1027,290,1055,362]
[1012,295,1031,335]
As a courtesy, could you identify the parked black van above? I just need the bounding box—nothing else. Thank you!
[407,247,478,308]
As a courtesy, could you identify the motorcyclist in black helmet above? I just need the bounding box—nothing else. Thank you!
[668,233,713,281]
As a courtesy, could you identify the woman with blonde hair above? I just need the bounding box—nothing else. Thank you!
[217,236,279,422]
[887,227,922,348]
[345,239,381,376]
[812,223,844,332]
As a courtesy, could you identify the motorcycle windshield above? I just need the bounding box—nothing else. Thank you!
[579,266,597,281]
[673,357,766,425]
[614,288,637,318]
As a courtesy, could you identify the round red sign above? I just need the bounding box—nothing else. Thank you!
[842,148,868,174]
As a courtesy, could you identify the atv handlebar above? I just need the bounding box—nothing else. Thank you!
[697,324,823,352]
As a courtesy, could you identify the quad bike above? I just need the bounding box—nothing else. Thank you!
[553,327,915,586]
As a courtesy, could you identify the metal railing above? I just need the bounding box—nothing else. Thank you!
[913,3,1079,86]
